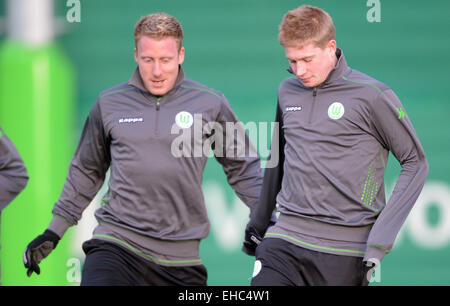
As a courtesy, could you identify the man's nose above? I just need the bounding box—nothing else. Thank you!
[152,62,162,77]
[295,63,307,77]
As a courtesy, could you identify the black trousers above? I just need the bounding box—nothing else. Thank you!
[251,238,370,286]
[80,239,208,286]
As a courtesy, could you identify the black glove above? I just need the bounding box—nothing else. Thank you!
[242,224,264,256]
[243,219,278,256]
[23,230,60,277]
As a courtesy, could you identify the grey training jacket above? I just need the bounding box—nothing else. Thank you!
[250,49,428,263]
[49,66,262,265]
[0,126,28,211]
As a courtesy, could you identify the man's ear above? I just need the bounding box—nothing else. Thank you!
[327,40,337,55]
[134,47,138,63]
[178,47,185,65]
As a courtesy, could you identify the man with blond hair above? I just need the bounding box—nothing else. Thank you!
[24,13,262,286]
[243,5,428,286]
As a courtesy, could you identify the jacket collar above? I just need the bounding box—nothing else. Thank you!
[287,48,350,87]
[323,48,350,85]
[128,65,185,96]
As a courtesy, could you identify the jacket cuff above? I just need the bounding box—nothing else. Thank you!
[48,215,72,238]
[363,243,389,264]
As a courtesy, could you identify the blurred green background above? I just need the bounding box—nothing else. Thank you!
[0,0,449,285]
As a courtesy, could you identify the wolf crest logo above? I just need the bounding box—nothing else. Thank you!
[328,102,345,120]
[175,111,194,129]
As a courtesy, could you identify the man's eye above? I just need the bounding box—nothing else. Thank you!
[304,58,312,63]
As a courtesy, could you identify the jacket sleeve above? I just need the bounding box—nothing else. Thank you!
[365,89,429,263]
[248,101,285,233]
[48,100,111,237]
[0,127,29,211]
[212,95,263,213]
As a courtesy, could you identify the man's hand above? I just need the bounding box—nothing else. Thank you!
[242,224,264,256]
[23,230,60,277]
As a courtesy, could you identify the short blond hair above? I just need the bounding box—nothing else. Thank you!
[279,5,335,49]
[134,13,183,50]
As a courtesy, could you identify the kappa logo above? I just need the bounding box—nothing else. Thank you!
[175,111,194,129]
[396,107,406,120]
[328,102,345,120]
[285,106,302,112]
[119,117,144,124]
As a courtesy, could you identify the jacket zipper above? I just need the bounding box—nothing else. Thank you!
[308,87,318,124]
[155,97,161,136]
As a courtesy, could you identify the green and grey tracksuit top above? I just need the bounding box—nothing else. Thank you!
[250,49,428,263]
[48,66,262,266]
[0,126,28,211]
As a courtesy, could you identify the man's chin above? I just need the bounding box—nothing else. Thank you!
[148,87,169,96]
[301,80,318,88]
